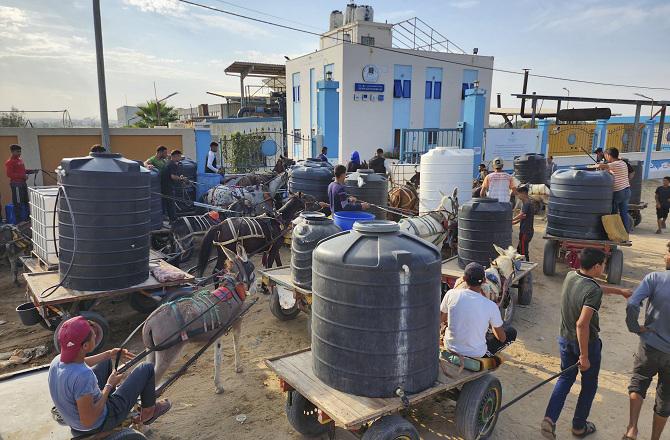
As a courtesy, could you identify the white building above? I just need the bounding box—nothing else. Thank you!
[116,105,140,127]
[285,7,494,164]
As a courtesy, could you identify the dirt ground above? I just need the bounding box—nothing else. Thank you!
[1,180,668,440]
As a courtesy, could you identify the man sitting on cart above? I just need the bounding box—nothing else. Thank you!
[48,317,171,436]
[440,262,517,358]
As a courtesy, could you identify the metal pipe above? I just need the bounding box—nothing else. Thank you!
[92,0,110,151]
[656,105,666,152]
[520,69,529,116]
[632,104,641,151]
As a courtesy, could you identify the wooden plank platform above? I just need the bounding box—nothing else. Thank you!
[266,349,487,430]
[25,259,194,306]
[259,266,311,295]
[543,233,632,247]
[441,256,537,282]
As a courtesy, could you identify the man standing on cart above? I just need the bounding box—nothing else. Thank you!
[597,147,632,232]
[480,157,516,203]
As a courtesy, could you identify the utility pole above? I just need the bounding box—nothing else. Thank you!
[154,81,162,126]
[92,0,110,151]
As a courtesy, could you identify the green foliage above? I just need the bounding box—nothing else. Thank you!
[133,101,178,128]
[223,132,264,173]
[0,107,27,127]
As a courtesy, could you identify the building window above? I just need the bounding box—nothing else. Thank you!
[343,32,351,42]
[393,80,402,98]
[462,82,475,100]
[425,81,432,99]
[402,80,411,98]
[361,35,375,46]
[292,85,301,103]
[433,81,442,99]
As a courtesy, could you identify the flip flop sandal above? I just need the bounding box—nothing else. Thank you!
[541,419,557,439]
[572,421,596,438]
[621,436,636,440]
[143,399,172,425]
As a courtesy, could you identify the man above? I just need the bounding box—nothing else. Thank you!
[541,248,607,439]
[440,262,517,358]
[161,150,186,223]
[90,144,105,153]
[597,147,631,232]
[547,155,557,178]
[5,144,37,218]
[144,145,168,171]
[369,148,387,174]
[594,147,605,163]
[655,176,670,234]
[512,185,534,261]
[317,146,328,162]
[346,151,362,173]
[321,164,370,213]
[48,317,170,436]
[623,242,670,440]
[480,157,517,203]
[206,141,224,174]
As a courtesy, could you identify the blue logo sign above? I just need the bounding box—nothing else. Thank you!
[354,83,384,92]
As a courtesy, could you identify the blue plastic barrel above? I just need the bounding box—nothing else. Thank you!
[196,173,222,201]
[332,211,375,231]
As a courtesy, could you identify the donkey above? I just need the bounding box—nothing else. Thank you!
[196,193,316,278]
[0,223,32,286]
[203,171,288,216]
[142,246,256,393]
[388,184,419,220]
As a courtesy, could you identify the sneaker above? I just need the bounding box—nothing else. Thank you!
[663,220,667,229]
[656,229,662,234]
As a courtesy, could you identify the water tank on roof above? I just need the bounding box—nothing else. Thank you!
[149,167,163,230]
[344,169,388,219]
[311,220,441,397]
[329,10,343,30]
[514,153,547,185]
[419,147,473,215]
[290,212,340,290]
[288,160,333,203]
[57,153,150,291]
[547,168,613,240]
[354,4,374,22]
[344,3,357,24]
[628,160,643,205]
[458,198,512,268]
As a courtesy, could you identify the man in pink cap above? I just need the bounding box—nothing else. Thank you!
[48,316,170,435]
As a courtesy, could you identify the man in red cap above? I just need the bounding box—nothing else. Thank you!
[48,316,171,435]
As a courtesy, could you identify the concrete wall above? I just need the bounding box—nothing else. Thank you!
[554,151,670,180]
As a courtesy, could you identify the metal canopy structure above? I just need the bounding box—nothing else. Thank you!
[224,62,286,106]
[513,93,668,152]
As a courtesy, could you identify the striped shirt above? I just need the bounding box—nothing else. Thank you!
[483,172,514,203]
[609,160,630,192]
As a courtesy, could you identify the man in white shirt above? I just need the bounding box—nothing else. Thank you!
[481,157,517,204]
[440,262,517,357]
[206,141,224,174]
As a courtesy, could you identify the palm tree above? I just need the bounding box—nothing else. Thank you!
[134,101,178,128]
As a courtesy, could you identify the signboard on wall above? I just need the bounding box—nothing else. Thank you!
[354,83,384,92]
[484,129,540,164]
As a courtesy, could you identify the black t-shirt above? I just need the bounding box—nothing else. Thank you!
[161,161,179,192]
[368,156,386,174]
[656,186,670,208]
[519,200,535,234]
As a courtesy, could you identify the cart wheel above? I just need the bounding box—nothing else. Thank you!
[500,288,516,326]
[517,272,533,306]
[285,390,332,437]
[631,210,642,227]
[128,292,159,314]
[456,374,501,440]
[39,315,62,331]
[270,286,300,321]
[543,240,558,276]
[362,415,419,440]
[54,311,109,354]
[105,428,147,439]
[607,249,624,285]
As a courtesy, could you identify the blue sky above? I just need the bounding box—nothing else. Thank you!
[1,0,669,120]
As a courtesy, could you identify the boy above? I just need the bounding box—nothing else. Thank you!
[512,185,534,261]
[655,176,670,234]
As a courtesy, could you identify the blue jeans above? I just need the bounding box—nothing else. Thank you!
[612,187,631,232]
[544,337,602,430]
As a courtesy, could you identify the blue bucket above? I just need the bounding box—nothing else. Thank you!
[196,173,222,201]
[333,211,376,231]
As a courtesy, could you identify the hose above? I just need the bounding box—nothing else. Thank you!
[41,185,77,298]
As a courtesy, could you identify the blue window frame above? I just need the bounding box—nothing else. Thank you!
[402,80,411,98]
[433,81,442,99]
[393,80,402,98]
[425,81,432,99]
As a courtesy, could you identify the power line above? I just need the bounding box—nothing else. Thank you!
[178,0,670,92]
[208,0,323,31]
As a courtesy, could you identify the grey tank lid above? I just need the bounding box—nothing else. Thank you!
[299,211,331,224]
[353,220,399,233]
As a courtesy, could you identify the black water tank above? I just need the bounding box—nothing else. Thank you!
[288,160,333,203]
[174,158,197,214]
[458,198,512,268]
[514,153,546,184]
[345,169,388,219]
[547,168,613,240]
[290,212,340,290]
[57,153,150,291]
[628,160,643,205]
[149,167,163,230]
[311,220,441,398]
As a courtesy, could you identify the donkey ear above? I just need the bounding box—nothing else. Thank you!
[236,243,248,262]
[493,244,505,256]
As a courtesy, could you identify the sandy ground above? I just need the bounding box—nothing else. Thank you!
[0,180,668,440]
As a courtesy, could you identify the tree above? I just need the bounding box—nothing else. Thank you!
[0,107,27,127]
[133,101,178,128]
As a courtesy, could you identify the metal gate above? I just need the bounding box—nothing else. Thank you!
[548,124,596,156]
[606,124,644,153]
[399,127,464,163]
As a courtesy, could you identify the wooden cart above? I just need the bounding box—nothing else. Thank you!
[628,202,647,228]
[267,348,503,440]
[542,233,631,284]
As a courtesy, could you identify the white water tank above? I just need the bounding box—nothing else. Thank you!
[329,10,343,30]
[419,147,474,215]
[354,5,374,22]
[344,3,357,24]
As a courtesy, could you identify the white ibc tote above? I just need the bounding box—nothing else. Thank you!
[419,147,474,214]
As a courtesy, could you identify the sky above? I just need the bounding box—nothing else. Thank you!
[1,0,669,121]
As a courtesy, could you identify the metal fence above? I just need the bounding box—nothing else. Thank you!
[606,124,644,153]
[548,124,595,156]
[399,127,464,163]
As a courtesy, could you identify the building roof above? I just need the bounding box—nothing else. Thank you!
[490,107,556,117]
[224,61,286,78]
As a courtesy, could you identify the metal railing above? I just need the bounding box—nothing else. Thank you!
[392,17,467,54]
[399,127,464,163]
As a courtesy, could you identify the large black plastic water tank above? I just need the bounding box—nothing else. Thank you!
[290,212,340,290]
[174,158,197,214]
[288,160,333,203]
[547,168,613,240]
[514,153,547,184]
[311,220,441,397]
[149,167,163,230]
[458,198,512,268]
[628,160,643,205]
[57,153,151,291]
[345,169,388,219]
